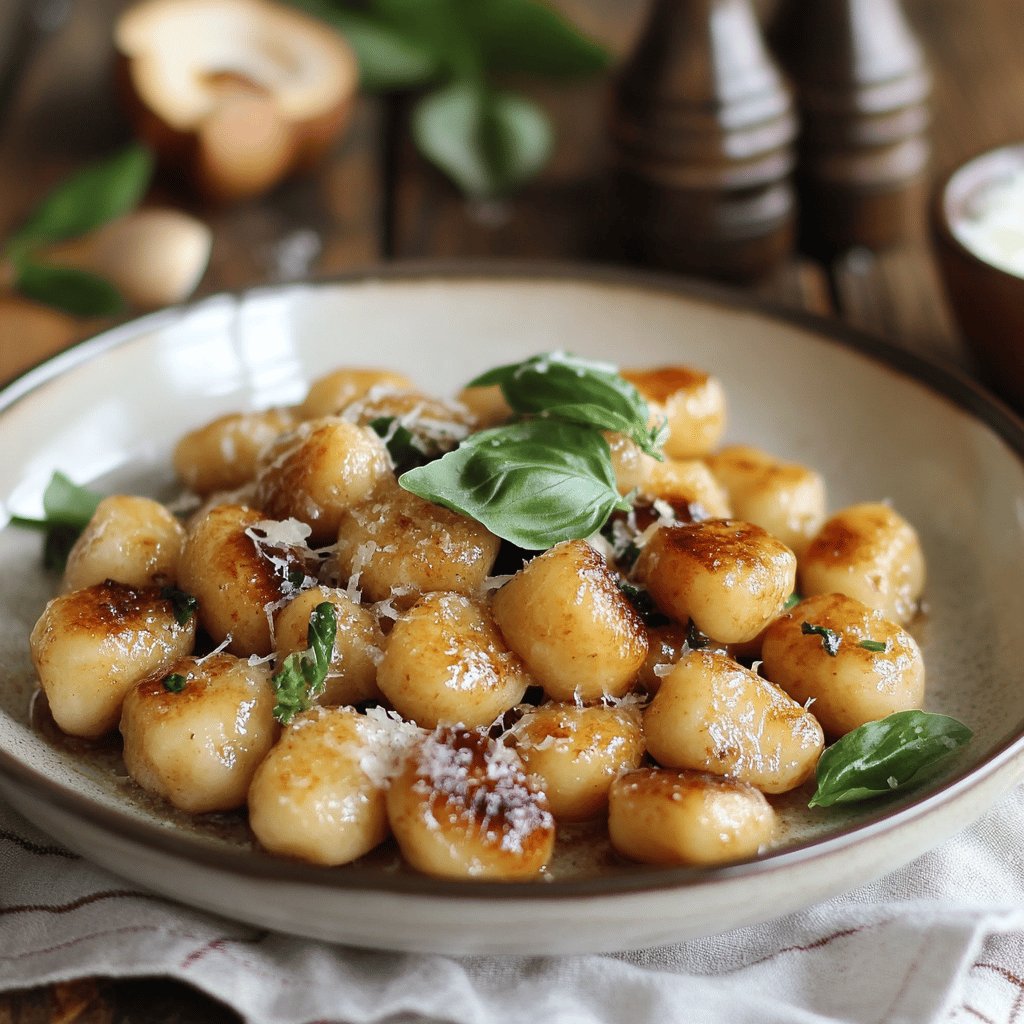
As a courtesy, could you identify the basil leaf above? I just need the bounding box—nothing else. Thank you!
[287,0,441,90]
[272,602,337,725]
[14,258,124,316]
[412,83,553,198]
[369,416,430,472]
[468,352,663,457]
[12,144,153,246]
[9,472,103,573]
[399,419,629,549]
[368,0,481,79]
[475,0,610,78]
[783,592,802,611]
[160,587,198,627]
[809,710,972,809]
[858,639,888,652]
[618,582,669,627]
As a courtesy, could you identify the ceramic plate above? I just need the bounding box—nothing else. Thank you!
[2,266,1024,955]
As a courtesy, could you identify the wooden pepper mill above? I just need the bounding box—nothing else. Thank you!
[771,0,931,253]
[608,0,798,282]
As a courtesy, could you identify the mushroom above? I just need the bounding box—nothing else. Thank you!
[114,0,359,202]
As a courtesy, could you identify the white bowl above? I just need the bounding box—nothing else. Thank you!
[2,266,1023,954]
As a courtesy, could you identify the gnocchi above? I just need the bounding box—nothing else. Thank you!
[24,353,938,881]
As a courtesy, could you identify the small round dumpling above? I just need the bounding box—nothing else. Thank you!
[297,368,414,420]
[248,706,393,865]
[799,503,925,624]
[62,495,185,593]
[760,592,925,736]
[509,703,645,820]
[377,592,530,729]
[30,581,196,738]
[120,652,278,813]
[609,768,776,867]
[491,540,648,702]
[253,417,392,544]
[173,408,296,496]
[335,478,500,607]
[274,586,384,706]
[634,519,796,644]
[387,726,555,880]
[643,649,824,794]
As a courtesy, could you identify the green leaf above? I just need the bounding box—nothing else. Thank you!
[858,639,888,652]
[287,0,442,90]
[368,0,481,79]
[809,711,972,808]
[475,0,610,78]
[412,82,553,198]
[14,258,124,316]
[801,620,842,656]
[160,587,198,627]
[369,416,430,472]
[468,351,664,457]
[12,144,153,246]
[399,419,629,549]
[163,673,188,693]
[618,582,669,627]
[272,602,338,724]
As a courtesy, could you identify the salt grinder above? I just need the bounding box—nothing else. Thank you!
[771,0,931,252]
[608,0,798,282]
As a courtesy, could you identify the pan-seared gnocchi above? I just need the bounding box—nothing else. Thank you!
[25,353,938,881]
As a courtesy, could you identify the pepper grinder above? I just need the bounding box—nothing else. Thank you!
[608,0,798,282]
[771,0,931,253]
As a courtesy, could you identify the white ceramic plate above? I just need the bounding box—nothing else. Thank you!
[2,267,1024,955]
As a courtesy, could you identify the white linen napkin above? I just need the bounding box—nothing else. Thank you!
[2,787,1023,1024]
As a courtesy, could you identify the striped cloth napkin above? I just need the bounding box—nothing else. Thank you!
[2,787,1024,1024]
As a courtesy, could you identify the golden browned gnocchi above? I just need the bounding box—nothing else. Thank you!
[799,502,925,624]
[247,706,393,864]
[24,353,939,883]
[609,767,777,866]
[509,703,644,820]
[297,368,414,420]
[634,519,797,644]
[706,445,826,557]
[386,725,555,880]
[173,407,296,497]
[253,417,392,544]
[62,495,185,593]
[377,591,530,729]
[178,504,315,656]
[620,366,726,458]
[274,586,383,706]
[643,649,824,793]
[335,477,500,606]
[30,580,196,738]
[491,539,648,702]
[760,592,925,736]
[120,652,278,813]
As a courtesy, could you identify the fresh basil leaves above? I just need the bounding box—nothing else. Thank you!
[10,471,103,572]
[271,602,338,725]
[401,419,630,549]
[801,621,842,656]
[6,144,154,315]
[289,0,608,197]
[809,710,972,808]
[398,353,660,548]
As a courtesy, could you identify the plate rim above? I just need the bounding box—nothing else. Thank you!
[3,259,1023,904]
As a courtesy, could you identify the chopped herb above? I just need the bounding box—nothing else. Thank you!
[809,711,972,808]
[618,581,669,627]
[272,602,337,724]
[801,621,842,656]
[162,673,188,693]
[783,592,802,611]
[858,639,888,653]
[161,587,198,626]
[286,568,307,589]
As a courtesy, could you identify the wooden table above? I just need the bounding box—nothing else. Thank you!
[1,0,1022,1020]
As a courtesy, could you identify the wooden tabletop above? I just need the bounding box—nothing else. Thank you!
[2,0,1023,1020]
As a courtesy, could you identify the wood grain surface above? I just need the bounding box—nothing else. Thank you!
[1,0,1022,1019]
